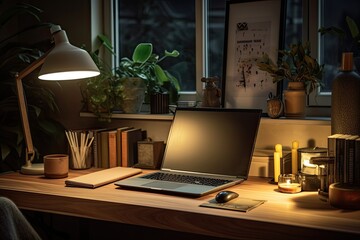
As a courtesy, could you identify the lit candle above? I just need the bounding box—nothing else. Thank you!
[275,144,283,158]
[291,140,299,174]
[278,182,301,193]
[274,151,281,183]
[278,174,301,193]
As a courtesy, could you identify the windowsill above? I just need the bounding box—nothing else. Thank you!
[79,112,174,121]
[260,116,330,125]
[80,112,330,124]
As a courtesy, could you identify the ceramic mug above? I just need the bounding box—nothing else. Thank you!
[44,154,69,179]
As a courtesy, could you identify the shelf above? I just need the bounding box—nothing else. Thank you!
[80,112,174,121]
[260,117,331,125]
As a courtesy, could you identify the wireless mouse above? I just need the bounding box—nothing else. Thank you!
[215,190,239,203]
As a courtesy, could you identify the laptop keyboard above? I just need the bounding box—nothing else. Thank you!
[141,172,233,186]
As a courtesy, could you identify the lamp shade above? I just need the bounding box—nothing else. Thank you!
[38,27,100,80]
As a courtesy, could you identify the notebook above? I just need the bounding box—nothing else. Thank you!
[115,108,262,197]
[65,167,142,188]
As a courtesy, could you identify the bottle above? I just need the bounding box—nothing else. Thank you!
[331,52,360,135]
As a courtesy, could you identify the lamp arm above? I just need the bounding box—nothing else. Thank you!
[15,49,51,164]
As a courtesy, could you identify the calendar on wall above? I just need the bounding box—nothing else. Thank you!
[234,21,271,94]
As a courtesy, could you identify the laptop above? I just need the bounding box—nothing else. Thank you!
[115,108,262,197]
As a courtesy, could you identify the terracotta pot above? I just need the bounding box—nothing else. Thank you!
[283,82,306,118]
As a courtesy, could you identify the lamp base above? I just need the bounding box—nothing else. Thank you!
[21,163,44,175]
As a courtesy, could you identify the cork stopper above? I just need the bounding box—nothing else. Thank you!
[341,52,354,71]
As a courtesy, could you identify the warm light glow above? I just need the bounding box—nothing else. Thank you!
[39,71,100,80]
[16,24,100,175]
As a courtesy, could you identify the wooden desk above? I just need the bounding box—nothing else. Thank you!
[0,169,359,239]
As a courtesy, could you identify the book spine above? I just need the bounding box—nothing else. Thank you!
[355,138,360,186]
[100,131,109,168]
[91,130,99,168]
[327,134,341,157]
[121,131,129,167]
[335,135,346,183]
[345,137,352,184]
[108,131,117,168]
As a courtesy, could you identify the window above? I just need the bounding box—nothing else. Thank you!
[107,0,359,115]
[308,0,360,108]
[116,0,196,93]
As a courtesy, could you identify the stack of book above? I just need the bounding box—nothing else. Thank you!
[328,134,360,185]
[82,127,146,168]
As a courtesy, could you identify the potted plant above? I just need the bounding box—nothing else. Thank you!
[81,35,123,121]
[257,42,324,118]
[115,43,180,114]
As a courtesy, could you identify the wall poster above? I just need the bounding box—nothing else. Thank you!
[222,0,286,114]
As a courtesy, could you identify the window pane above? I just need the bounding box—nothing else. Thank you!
[117,0,196,91]
[207,0,226,78]
[284,0,303,47]
[320,0,360,92]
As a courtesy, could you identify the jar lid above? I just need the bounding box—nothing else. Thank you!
[298,147,327,154]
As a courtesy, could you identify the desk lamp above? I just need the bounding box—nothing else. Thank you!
[16,25,100,174]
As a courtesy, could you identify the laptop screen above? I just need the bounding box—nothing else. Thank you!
[162,108,262,178]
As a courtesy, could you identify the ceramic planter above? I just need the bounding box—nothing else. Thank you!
[150,93,169,114]
[121,77,146,113]
[283,82,306,118]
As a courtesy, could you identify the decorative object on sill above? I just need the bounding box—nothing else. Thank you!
[258,42,324,118]
[135,138,165,169]
[266,92,283,118]
[115,43,181,112]
[201,76,221,107]
[150,92,169,114]
[121,77,146,113]
[331,52,360,136]
[16,25,100,175]
[278,173,301,193]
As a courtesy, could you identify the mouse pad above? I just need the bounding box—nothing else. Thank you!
[200,198,266,212]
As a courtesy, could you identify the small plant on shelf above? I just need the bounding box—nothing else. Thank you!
[257,42,324,94]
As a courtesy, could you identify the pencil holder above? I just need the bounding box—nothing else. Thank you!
[69,149,92,170]
[65,130,94,170]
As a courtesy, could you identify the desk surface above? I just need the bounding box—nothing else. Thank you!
[0,168,359,239]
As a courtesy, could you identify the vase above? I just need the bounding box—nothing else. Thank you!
[150,93,169,114]
[121,77,146,114]
[283,82,306,118]
[331,52,360,135]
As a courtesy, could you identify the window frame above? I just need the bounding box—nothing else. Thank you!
[307,0,331,108]
[98,0,331,116]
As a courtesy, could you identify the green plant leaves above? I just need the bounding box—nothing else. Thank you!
[346,16,360,39]
[165,50,180,58]
[154,65,167,83]
[132,43,153,63]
